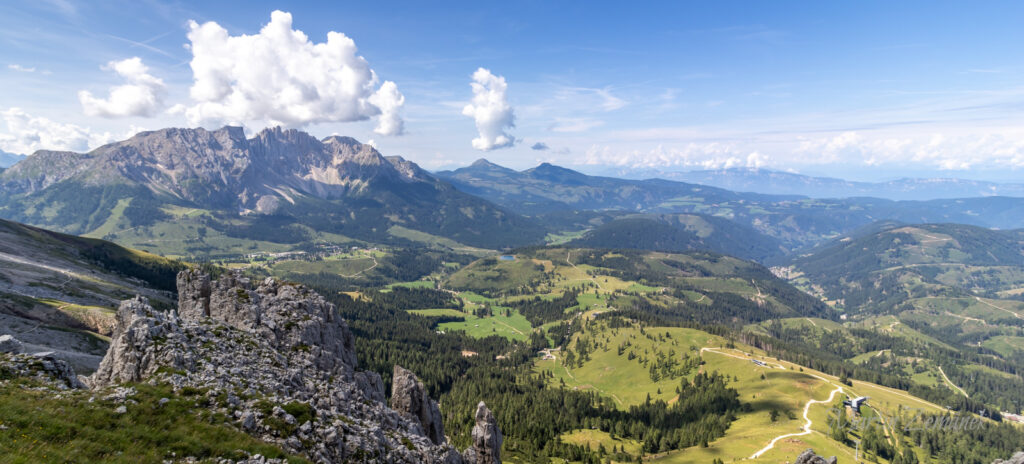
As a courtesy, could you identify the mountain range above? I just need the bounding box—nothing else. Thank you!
[9,128,1024,260]
[0,127,541,252]
[604,166,1024,201]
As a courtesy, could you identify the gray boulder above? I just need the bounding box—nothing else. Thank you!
[795,448,838,464]
[0,334,23,354]
[391,365,446,445]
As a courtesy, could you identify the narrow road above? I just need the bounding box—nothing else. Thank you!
[341,253,379,278]
[565,251,602,290]
[975,297,1024,320]
[939,366,968,397]
[700,347,785,369]
[749,386,844,459]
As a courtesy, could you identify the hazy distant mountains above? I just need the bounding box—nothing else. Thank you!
[435,158,1024,251]
[609,167,1024,201]
[0,150,25,168]
[434,159,789,215]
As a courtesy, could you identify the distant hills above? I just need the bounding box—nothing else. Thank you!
[567,213,785,262]
[609,166,1024,201]
[437,158,1024,251]
[789,221,1024,313]
[0,149,25,168]
[435,158,785,215]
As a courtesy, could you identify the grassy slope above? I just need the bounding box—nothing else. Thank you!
[535,321,948,464]
[0,379,308,464]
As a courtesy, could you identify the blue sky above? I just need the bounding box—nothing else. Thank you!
[3,1,1024,181]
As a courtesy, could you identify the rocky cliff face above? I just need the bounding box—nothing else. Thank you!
[0,126,543,249]
[462,402,503,464]
[87,269,501,463]
[0,126,432,210]
[391,365,446,445]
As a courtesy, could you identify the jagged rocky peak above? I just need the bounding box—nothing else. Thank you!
[795,448,838,464]
[463,401,502,464]
[175,269,357,377]
[85,268,501,463]
[391,365,446,445]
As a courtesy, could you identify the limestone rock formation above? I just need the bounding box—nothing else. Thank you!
[0,334,23,353]
[89,269,470,463]
[0,350,85,389]
[994,451,1024,464]
[462,401,502,464]
[795,448,838,464]
[391,365,446,445]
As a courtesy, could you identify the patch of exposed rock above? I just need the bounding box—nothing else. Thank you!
[795,448,838,464]
[994,451,1024,464]
[88,270,500,463]
[0,334,23,354]
[0,341,85,390]
[391,365,445,445]
[462,402,502,464]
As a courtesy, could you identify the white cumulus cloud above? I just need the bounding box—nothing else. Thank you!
[0,108,114,154]
[462,68,515,151]
[78,57,166,118]
[367,81,405,136]
[182,10,404,134]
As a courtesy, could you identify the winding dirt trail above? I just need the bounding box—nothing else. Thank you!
[565,251,603,290]
[341,253,379,278]
[939,366,968,397]
[749,386,844,459]
[975,297,1024,320]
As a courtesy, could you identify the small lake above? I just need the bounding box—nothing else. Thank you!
[499,255,515,261]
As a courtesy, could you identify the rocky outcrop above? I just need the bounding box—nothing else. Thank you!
[176,268,211,320]
[462,402,502,464]
[795,448,838,464]
[0,350,85,389]
[391,365,445,445]
[994,451,1024,464]
[88,269,478,463]
[0,334,23,353]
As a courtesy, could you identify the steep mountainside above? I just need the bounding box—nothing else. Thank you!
[0,218,184,371]
[567,213,785,262]
[0,127,542,251]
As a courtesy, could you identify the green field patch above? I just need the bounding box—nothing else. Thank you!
[388,280,436,289]
[982,336,1024,358]
[271,258,376,277]
[407,308,467,317]
[560,429,642,456]
[437,311,531,341]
